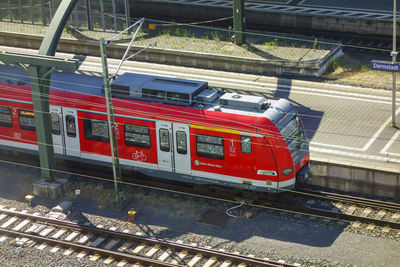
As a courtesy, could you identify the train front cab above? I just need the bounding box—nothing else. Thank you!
[275,108,309,192]
[256,104,309,193]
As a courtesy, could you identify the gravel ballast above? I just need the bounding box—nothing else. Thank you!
[0,160,399,267]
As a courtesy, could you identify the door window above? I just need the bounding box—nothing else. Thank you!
[51,113,61,135]
[65,115,76,137]
[159,128,170,152]
[176,131,187,154]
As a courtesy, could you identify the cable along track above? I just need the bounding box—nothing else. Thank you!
[275,189,400,232]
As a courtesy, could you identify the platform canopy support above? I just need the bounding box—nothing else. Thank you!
[0,0,79,183]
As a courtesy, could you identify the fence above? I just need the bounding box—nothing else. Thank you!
[0,0,129,32]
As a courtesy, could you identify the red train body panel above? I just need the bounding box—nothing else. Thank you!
[0,65,309,192]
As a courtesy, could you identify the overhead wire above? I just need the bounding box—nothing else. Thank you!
[0,68,398,130]
[0,69,399,157]
[0,67,399,145]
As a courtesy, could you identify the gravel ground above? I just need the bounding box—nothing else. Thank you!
[0,161,399,267]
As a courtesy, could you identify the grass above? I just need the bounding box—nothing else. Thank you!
[323,52,400,89]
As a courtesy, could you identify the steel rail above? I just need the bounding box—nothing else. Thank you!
[264,199,400,230]
[296,189,400,211]
[0,208,293,267]
[0,227,175,267]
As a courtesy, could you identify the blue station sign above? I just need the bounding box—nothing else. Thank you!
[371,60,400,72]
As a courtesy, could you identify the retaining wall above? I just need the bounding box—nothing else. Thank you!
[0,32,341,77]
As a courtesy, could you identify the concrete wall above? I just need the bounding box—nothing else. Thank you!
[132,0,399,37]
[310,160,400,199]
[0,32,339,77]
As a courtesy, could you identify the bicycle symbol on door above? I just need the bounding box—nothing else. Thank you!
[132,150,147,161]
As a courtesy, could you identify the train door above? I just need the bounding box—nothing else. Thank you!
[50,106,64,155]
[173,123,191,175]
[62,108,80,157]
[156,121,173,172]
[156,121,191,174]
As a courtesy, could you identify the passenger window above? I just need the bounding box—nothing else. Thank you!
[241,136,252,154]
[66,115,77,138]
[125,124,151,148]
[19,109,36,131]
[51,113,61,135]
[196,134,224,160]
[0,106,12,128]
[83,118,109,142]
[159,128,170,152]
[176,131,187,154]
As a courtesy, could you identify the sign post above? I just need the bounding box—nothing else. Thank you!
[392,0,397,128]
[371,60,399,128]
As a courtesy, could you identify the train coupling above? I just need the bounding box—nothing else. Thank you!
[296,164,311,183]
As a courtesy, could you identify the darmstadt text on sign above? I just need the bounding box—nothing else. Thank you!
[371,60,400,72]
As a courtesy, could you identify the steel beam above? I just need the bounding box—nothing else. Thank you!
[0,51,79,70]
[39,0,78,57]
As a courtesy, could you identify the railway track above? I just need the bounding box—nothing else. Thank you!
[0,206,296,267]
[1,150,400,236]
[269,189,400,232]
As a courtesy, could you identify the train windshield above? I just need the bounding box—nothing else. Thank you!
[280,116,304,155]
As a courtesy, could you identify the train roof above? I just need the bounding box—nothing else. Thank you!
[0,64,295,125]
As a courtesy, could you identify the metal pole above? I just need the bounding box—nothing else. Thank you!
[8,0,12,22]
[124,0,131,34]
[100,0,105,32]
[86,0,93,30]
[233,0,245,46]
[100,38,122,206]
[27,66,55,181]
[19,0,23,23]
[41,0,46,26]
[112,0,117,32]
[30,0,34,25]
[393,0,398,128]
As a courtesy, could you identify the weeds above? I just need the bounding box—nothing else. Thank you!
[264,40,278,49]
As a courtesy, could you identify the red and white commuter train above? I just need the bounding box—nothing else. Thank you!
[0,64,309,192]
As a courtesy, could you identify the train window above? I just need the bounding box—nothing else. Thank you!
[143,88,165,99]
[66,115,77,138]
[176,131,187,154]
[159,128,170,152]
[0,106,12,128]
[18,109,36,131]
[196,134,224,160]
[124,124,151,148]
[84,118,109,142]
[167,92,189,103]
[51,113,61,135]
[241,136,252,154]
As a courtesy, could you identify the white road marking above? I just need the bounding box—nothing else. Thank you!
[362,107,400,151]
[380,131,400,157]
[310,147,400,164]
[310,141,363,151]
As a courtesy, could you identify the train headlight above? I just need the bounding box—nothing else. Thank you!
[281,167,293,176]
